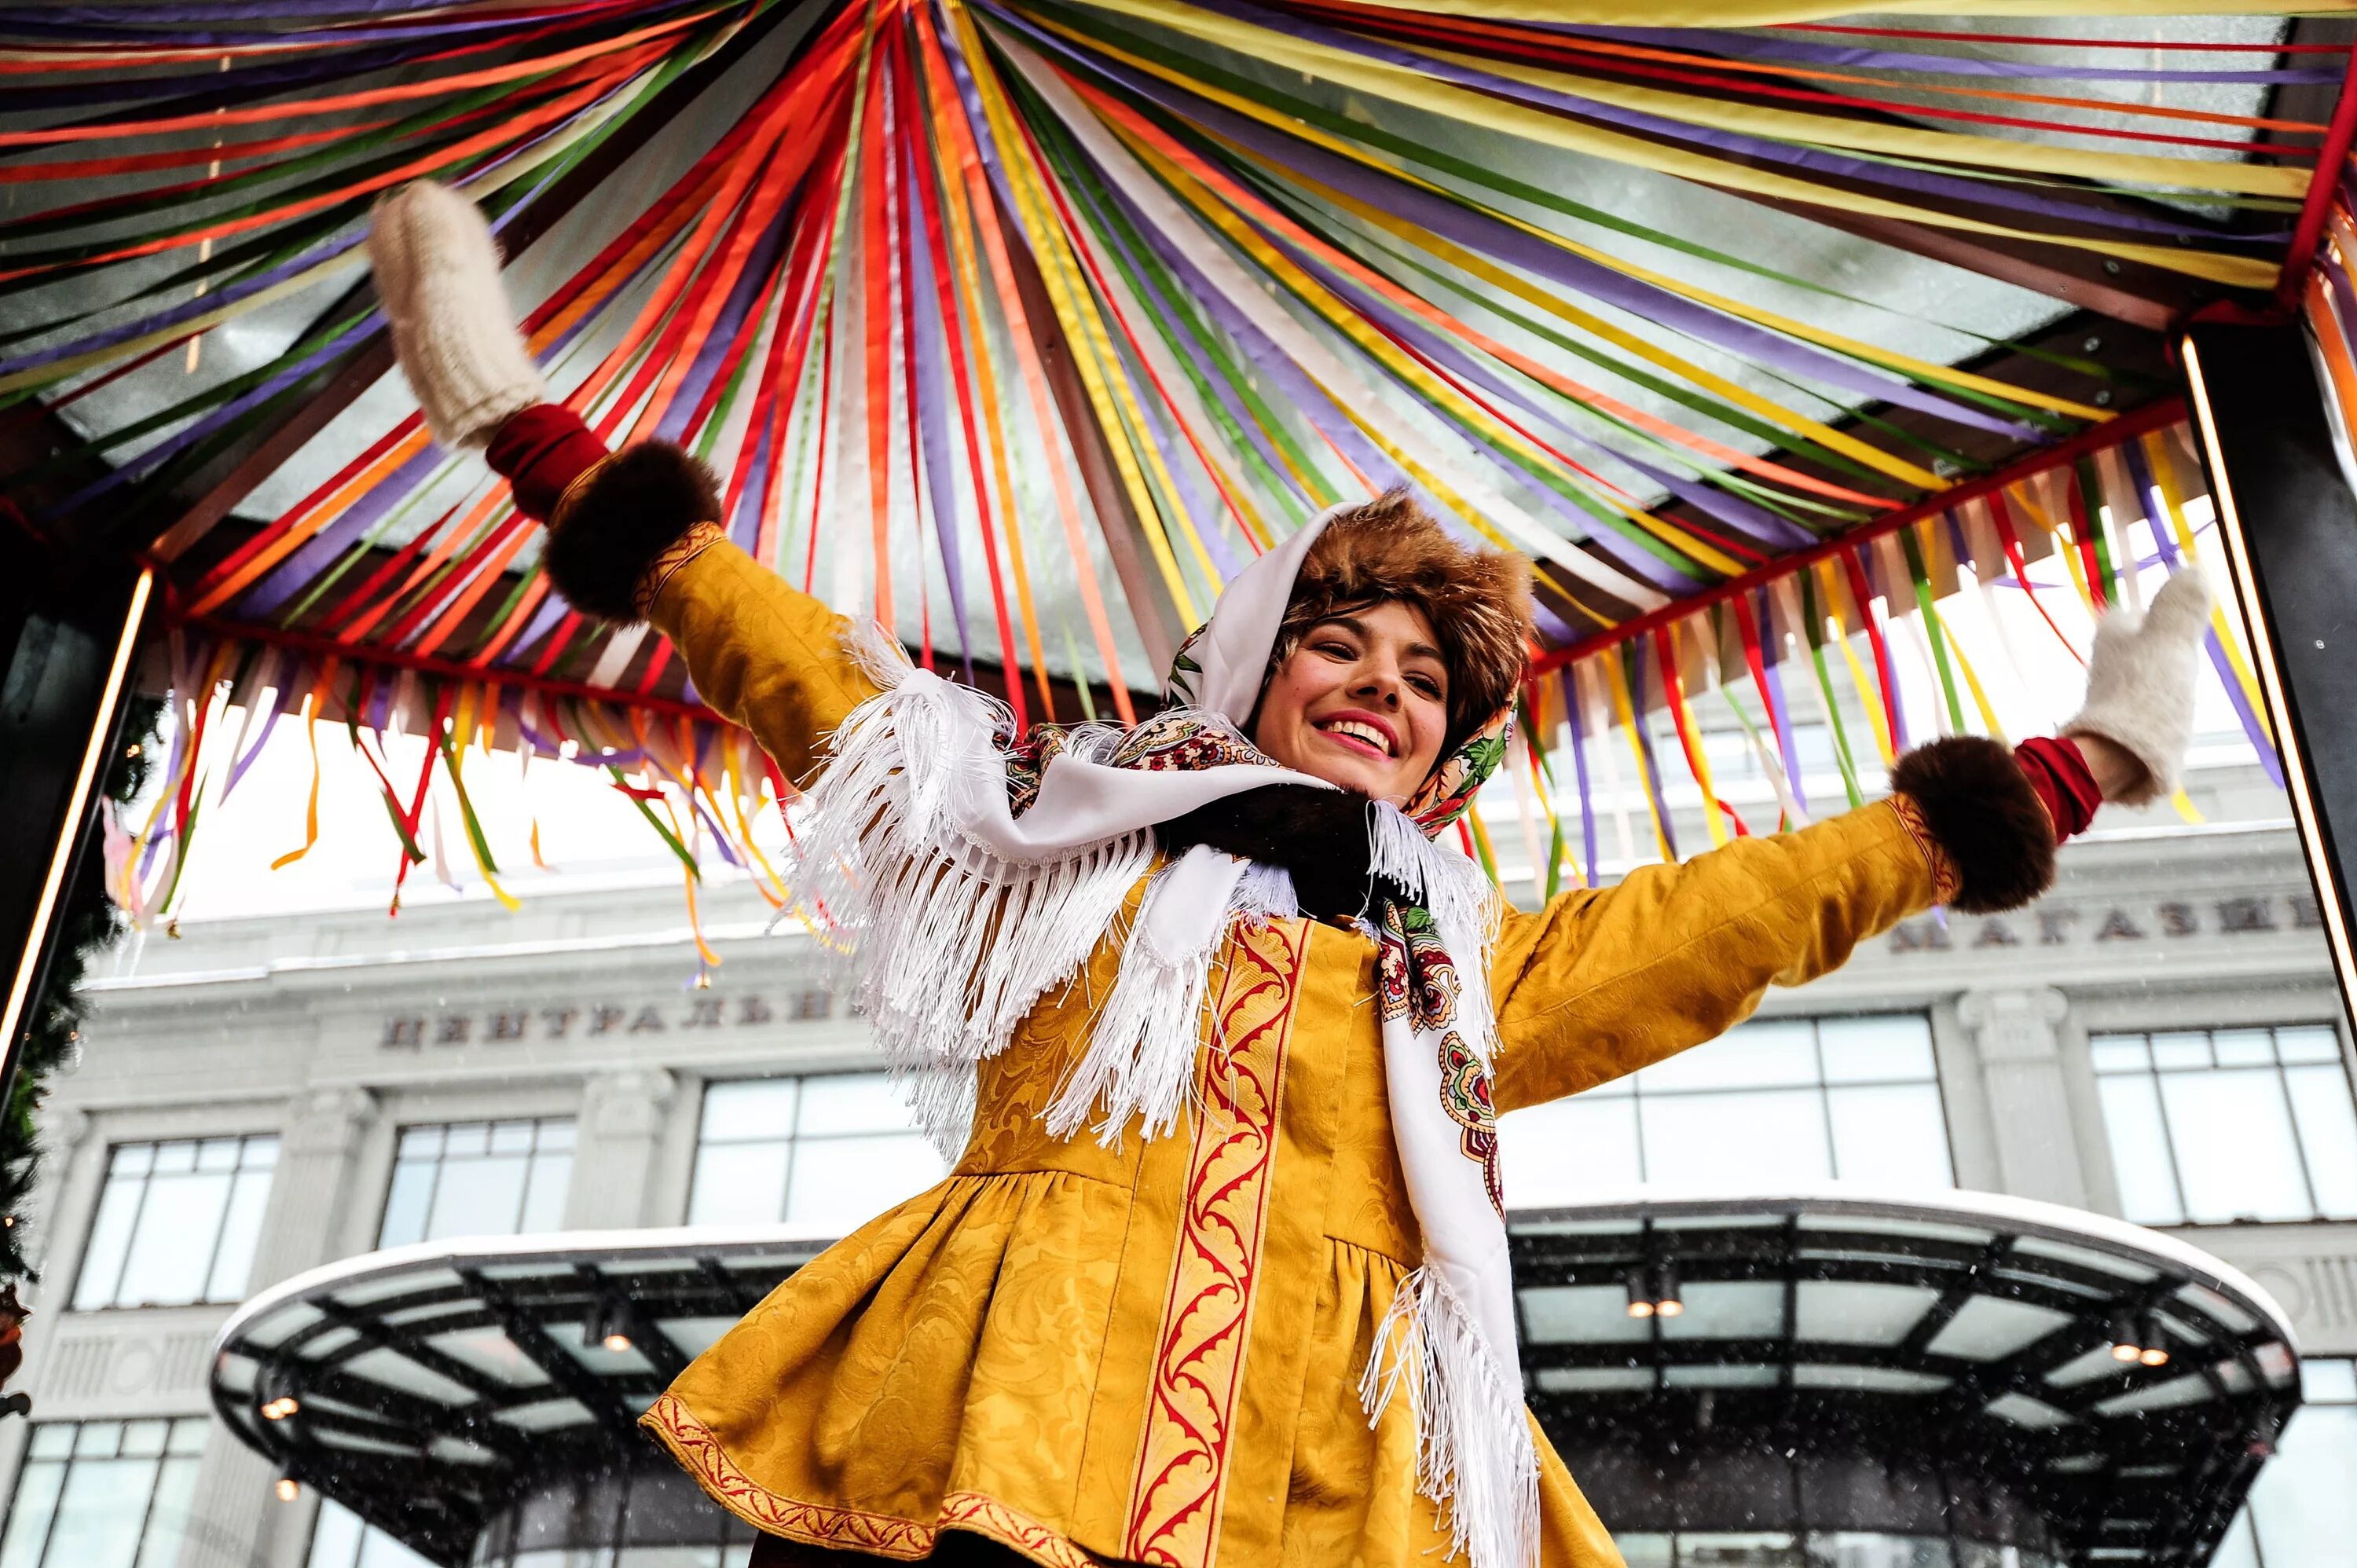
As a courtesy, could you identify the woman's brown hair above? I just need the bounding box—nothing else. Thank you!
[1264,491,1536,757]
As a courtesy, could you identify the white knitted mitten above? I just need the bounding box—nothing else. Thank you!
[2062,567,2214,807]
[368,181,546,449]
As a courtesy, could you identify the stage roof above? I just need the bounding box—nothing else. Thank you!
[0,1,2343,918]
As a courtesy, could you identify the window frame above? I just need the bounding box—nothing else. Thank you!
[69,1134,280,1313]
[2086,1022,2357,1226]
[373,1115,576,1250]
[1505,1011,1956,1192]
[0,1416,209,1568]
[686,1071,944,1228]
[2214,1357,2357,1568]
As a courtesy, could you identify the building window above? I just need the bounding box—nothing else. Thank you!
[1611,1533,2055,1568]
[2212,1359,2356,1568]
[2091,1026,2357,1225]
[305,1499,433,1568]
[71,1137,277,1311]
[0,1417,207,1568]
[1501,1015,1953,1198]
[377,1118,573,1248]
[688,1073,945,1234]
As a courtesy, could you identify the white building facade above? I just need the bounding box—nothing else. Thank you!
[4,817,2355,1568]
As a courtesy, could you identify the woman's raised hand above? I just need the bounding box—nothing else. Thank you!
[367,181,546,451]
[2062,568,2216,806]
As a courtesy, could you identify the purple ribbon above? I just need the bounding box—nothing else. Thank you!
[653,190,799,445]
[1307,262,1709,592]
[1306,244,1809,563]
[1088,177,1314,520]
[1174,0,2278,249]
[2119,434,2282,789]
[1556,666,1599,888]
[999,2,2063,444]
[1540,25,2339,86]
[903,134,977,680]
[1,230,365,380]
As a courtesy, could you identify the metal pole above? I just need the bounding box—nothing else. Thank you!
[2182,322,2357,1030]
[0,563,153,1091]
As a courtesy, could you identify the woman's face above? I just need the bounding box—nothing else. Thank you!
[1251,600,1450,805]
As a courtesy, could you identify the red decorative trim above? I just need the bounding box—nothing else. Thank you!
[641,1393,1097,1568]
[633,518,728,617]
[1889,795,1962,906]
[1123,920,1305,1568]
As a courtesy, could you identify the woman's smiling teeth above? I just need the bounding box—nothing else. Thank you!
[1316,717,1395,757]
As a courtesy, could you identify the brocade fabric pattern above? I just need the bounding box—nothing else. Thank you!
[636,540,1949,1566]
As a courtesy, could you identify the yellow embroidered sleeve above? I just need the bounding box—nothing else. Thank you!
[1486,799,1951,1114]
[641,538,884,788]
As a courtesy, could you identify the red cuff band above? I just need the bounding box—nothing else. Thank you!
[2014,735,2102,842]
[485,403,609,522]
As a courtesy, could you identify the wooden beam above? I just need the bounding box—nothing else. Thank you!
[1529,394,2188,674]
[2182,324,2357,1036]
[0,559,151,1140]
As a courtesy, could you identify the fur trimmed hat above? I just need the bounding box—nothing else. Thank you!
[1270,490,1535,749]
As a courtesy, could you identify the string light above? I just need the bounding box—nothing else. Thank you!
[2110,1308,2170,1368]
[588,1292,636,1354]
[260,1395,299,1421]
[1624,1261,1683,1319]
[275,1477,300,1503]
[2138,1311,2171,1368]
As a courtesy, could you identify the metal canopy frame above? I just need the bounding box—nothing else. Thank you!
[216,1196,2296,1568]
[1511,1193,2299,1568]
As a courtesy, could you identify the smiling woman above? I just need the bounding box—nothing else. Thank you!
[1245,493,1532,805]
[348,180,2223,1568]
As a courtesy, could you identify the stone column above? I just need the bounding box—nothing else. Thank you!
[248,1087,378,1290]
[178,1087,376,1568]
[564,1068,677,1231]
[1957,987,2090,1209]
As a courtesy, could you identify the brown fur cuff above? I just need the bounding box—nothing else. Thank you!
[1890,736,2056,914]
[541,441,721,624]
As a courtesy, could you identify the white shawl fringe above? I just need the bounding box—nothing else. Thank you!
[1359,1267,1541,1568]
[1047,859,1210,1145]
[780,630,1153,1154]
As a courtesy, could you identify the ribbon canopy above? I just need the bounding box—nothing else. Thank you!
[0,0,2329,925]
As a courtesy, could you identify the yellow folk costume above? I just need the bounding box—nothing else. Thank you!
[618,533,1993,1568]
[368,175,2184,1568]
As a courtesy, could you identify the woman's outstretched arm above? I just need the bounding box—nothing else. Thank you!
[1487,738,2031,1113]
[1488,568,2213,1114]
[517,427,882,789]
[368,181,879,788]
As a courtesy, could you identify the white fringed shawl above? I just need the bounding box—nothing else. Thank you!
[779,515,1538,1568]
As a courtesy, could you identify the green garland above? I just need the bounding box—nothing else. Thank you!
[1,695,162,1284]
